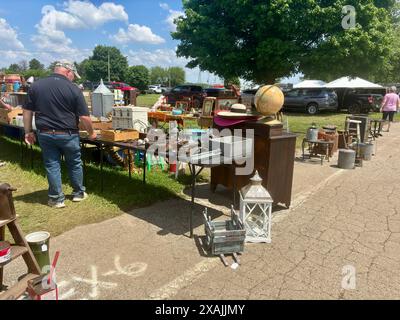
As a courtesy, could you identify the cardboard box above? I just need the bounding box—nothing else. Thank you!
[0,108,23,124]
[100,129,139,142]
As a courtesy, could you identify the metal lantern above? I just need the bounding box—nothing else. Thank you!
[239,171,273,243]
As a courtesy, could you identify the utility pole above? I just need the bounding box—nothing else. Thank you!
[108,50,111,82]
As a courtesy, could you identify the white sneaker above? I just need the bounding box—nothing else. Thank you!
[72,192,88,202]
[48,200,66,209]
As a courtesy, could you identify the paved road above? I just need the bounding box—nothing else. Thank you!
[3,124,400,300]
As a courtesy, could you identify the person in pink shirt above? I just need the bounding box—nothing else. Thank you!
[380,86,399,132]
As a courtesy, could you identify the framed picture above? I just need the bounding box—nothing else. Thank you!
[202,97,216,116]
[215,98,238,112]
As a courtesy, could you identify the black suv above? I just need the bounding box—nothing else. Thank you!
[338,88,384,114]
[283,88,338,114]
[164,85,206,108]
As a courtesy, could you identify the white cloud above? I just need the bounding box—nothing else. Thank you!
[0,18,24,50]
[112,24,165,45]
[31,1,129,65]
[128,48,186,67]
[160,3,184,32]
[64,0,128,28]
[127,48,222,83]
[0,18,32,68]
[159,3,170,10]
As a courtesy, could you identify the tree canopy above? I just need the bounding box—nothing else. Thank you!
[173,0,397,84]
[29,59,44,71]
[125,65,150,90]
[84,45,129,82]
[149,66,186,86]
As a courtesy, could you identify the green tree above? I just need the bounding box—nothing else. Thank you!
[23,69,51,80]
[125,65,150,90]
[167,67,185,87]
[224,77,240,88]
[48,61,58,72]
[173,0,397,84]
[83,45,128,82]
[76,59,90,82]
[150,66,168,85]
[7,63,22,73]
[29,59,44,70]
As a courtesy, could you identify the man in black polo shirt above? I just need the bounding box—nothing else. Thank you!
[23,61,96,208]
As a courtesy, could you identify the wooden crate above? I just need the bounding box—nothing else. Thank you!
[79,120,112,131]
[203,207,246,255]
[0,108,23,124]
[100,129,139,142]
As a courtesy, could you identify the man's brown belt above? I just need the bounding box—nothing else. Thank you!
[39,129,79,135]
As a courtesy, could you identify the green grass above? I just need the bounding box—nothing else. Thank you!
[137,93,161,107]
[0,135,189,237]
[285,111,399,148]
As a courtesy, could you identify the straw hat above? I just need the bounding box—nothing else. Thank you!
[214,104,260,127]
[217,104,259,118]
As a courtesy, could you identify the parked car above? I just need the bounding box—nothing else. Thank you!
[338,88,384,114]
[148,84,168,94]
[283,88,338,114]
[111,82,138,92]
[164,85,206,108]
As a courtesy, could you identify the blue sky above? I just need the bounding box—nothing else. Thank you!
[0,0,300,85]
[0,0,228,83]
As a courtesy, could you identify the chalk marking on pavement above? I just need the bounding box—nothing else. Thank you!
[72,266,117,299]
[149,168,346,300]
[149,258,220,300]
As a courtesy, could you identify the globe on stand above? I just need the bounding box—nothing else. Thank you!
[254,85,285,125]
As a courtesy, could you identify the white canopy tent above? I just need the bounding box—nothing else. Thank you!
[326,77,383,89]
[293,80,326,88]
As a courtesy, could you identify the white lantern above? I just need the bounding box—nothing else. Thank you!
[239,171,273,243]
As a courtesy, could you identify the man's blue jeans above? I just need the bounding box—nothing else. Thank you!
[38,133,85,203]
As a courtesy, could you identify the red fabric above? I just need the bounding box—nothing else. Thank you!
[213,115,259,127]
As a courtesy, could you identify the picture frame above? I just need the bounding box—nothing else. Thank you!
[215,98,238,112]
[201,97,216,116]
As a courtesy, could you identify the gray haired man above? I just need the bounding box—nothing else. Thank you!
[23,60,96,208]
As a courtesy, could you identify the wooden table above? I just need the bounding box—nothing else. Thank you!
[369,119,385,138]
[80,137,148,192]
[302,139,334,165]
[147,111,197,129]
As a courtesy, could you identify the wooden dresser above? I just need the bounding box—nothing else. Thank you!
[211,121,297,208]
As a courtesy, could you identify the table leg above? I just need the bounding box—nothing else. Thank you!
[100,145,104,193]
[30,144,33,169]
[378,122,383,136]
[128,150,132,180]
[82,143,87,187]
[190,164,195,239]
[0,225,4,290]
[302,139,305,161]
[19,130,24,166]
[143,151,147,184]
[233,166,237,208]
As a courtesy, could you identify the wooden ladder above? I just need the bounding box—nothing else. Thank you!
[0,184,41,300]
